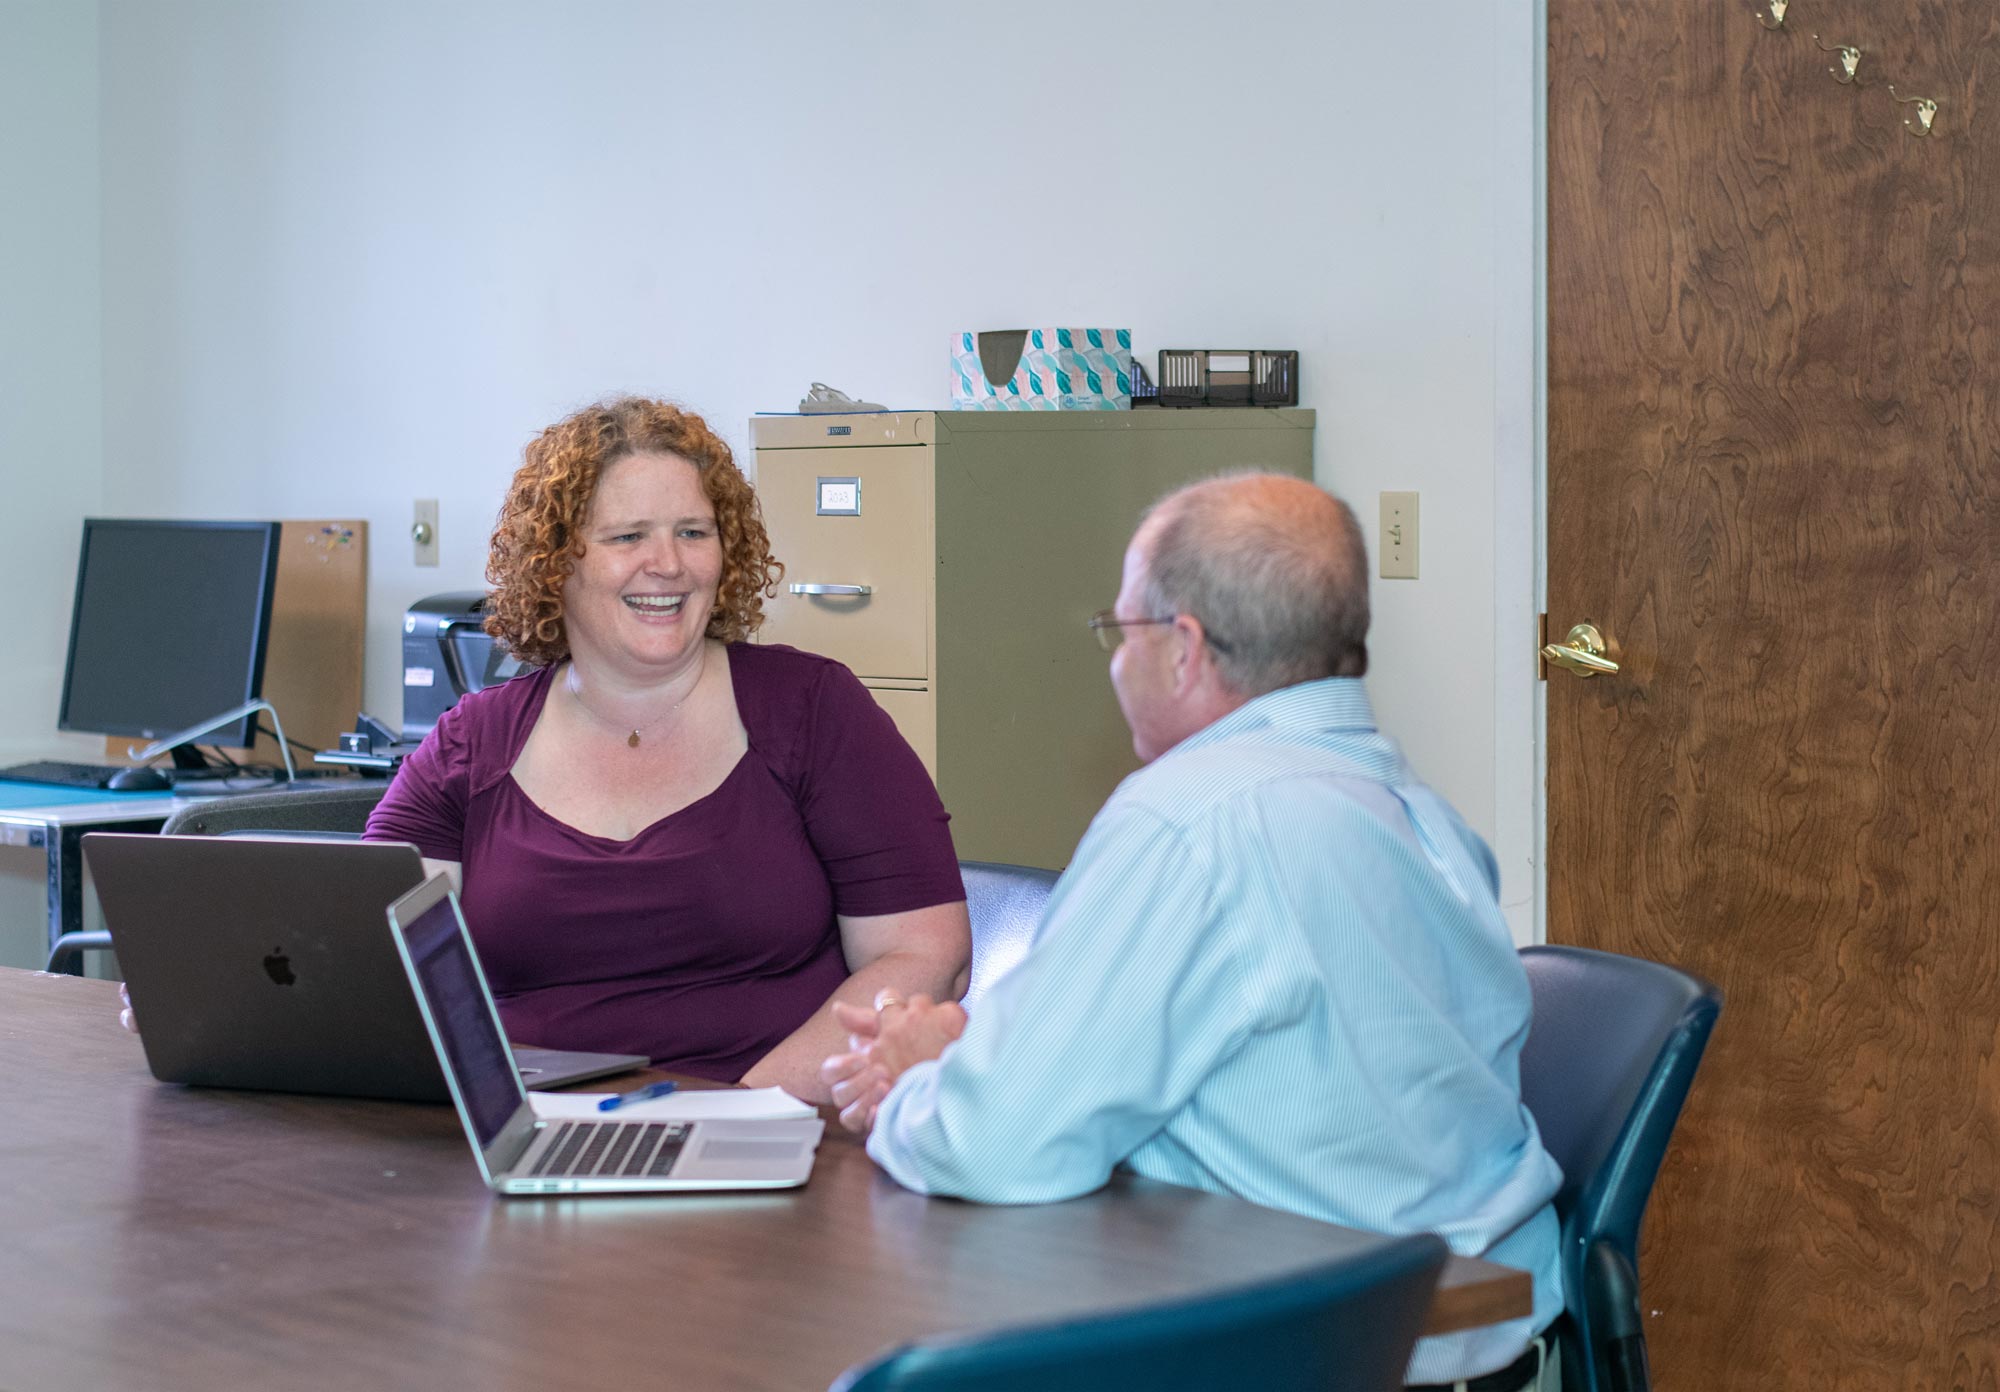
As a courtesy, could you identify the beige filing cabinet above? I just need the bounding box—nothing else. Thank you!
[751,409,1315,870]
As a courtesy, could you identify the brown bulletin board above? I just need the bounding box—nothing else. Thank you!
[105,519,367,767]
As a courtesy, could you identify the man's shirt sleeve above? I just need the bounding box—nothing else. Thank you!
[866,800,1281,1202]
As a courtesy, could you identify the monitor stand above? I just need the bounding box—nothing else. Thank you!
[125,698,298,784]
[167,746,235,783]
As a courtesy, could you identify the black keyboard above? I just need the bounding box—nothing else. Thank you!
[0,760,142,790]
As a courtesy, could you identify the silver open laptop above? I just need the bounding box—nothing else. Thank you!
[85,834,647,1101]
[386,873,824,1195]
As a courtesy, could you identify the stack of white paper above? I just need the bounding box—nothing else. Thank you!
[527,1085,817,1122]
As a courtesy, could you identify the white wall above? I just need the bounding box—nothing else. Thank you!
[67,0,1538,930]
[2,0,102,764]
[0,0,105,969]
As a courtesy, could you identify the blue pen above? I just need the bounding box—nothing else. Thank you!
[597,1080,678,1112]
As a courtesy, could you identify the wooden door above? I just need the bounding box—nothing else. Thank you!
[1547,3,1999,1385]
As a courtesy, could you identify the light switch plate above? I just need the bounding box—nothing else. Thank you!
[413,499,440,567]
[1379,492,1418,579]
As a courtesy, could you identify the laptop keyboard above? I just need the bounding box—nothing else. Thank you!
[529,1121,690,1179]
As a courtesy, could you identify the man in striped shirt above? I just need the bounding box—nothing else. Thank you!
[820,473,1562,1391]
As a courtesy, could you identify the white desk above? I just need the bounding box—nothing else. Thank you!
[0,786,178,963]
[0,778,310,966]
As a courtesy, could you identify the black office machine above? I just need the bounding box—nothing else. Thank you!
[314,592,521,772]
[401,591,524,742]
[315,712,418,773]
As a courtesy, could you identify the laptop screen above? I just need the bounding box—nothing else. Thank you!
[400,892,524,1148]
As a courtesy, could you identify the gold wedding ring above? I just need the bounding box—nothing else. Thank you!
[873,990,909,1012]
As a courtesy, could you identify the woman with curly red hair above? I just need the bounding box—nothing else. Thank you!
[365,397,969,1099]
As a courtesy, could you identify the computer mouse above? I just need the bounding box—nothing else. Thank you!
[106,765,173,793]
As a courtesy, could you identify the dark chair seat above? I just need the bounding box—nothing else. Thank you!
[1517,945,1722,1392]
[829,1231,1449,1392]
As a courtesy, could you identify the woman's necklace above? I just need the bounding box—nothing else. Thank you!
[565,651,704,749]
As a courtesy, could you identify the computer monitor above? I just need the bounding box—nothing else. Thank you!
[58,519,284,753]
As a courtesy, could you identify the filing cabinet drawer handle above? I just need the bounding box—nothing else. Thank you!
[790,583,873,596]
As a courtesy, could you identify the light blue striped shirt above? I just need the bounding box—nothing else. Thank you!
[868,678,1563,1383]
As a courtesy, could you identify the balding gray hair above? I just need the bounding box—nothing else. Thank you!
[1137,473,1369,696]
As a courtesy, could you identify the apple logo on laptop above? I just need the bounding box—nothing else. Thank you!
[263,947,296,987]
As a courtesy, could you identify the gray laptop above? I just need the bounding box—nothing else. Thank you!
[387,873,824,1194]
[84,834,647,1101]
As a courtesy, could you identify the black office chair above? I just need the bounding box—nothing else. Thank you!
[43,782,392,974]
[1516,945,1722,1392]
[958,859,1059,1009]
[156,781,390,838]
[828,1232,1448,1392]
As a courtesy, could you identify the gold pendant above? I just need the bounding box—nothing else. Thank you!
[627,730,641,749]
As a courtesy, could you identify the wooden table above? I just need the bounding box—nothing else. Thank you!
[0,970,1530,1390]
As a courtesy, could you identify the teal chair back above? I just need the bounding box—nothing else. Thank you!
[1517,945,1722,1392]
[829,1232,1448,1392]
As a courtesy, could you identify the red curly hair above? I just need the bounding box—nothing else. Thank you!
[484,397,782,666]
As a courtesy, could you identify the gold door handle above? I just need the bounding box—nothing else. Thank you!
[1542,622,1621,678]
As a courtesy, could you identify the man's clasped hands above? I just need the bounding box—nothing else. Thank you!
[818,989,968,1134]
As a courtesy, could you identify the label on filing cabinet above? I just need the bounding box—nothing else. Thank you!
[816,477,861,516]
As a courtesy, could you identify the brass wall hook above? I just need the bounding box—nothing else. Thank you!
[1757,0,1788,30]
[1813,35,1862,84]
[1889,85,1938,136]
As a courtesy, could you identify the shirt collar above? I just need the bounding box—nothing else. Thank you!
[1174,676,1379,755]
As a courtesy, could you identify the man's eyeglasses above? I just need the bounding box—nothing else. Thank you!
[1088,611,1174,653]
[1087,610,1232,655]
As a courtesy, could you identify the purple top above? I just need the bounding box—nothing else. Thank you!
[365,643,963,1080]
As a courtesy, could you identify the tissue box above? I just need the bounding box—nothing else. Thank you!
[952,329,1133,410]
